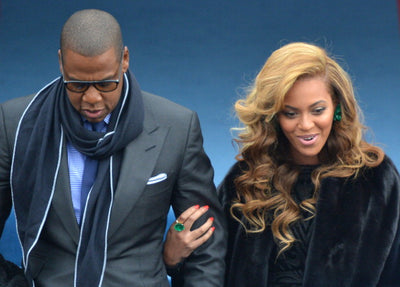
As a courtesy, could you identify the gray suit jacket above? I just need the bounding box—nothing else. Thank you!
[0,91,226,287]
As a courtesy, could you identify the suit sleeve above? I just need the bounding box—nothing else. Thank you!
[0,103,13,236]
[170,112,227,287]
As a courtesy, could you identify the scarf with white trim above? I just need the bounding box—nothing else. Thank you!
[11,70,143,287]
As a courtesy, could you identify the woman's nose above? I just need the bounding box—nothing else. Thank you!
[298,114,314,130]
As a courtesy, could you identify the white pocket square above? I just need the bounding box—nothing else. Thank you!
[147,173,168,185]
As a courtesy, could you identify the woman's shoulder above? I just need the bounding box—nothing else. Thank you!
[333,155,400,202]
[217,161,247,205]
[363,155,400,185]
[378,155,399,173]
[226,161,247,178]
[328,155,400,192]
[218,161,247,188]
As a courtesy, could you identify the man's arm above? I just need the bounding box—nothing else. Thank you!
[171,112,227,287]
[0,103,13,236]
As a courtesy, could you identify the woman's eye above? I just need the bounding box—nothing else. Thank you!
[283,111,297,118]
[313,107,326,115]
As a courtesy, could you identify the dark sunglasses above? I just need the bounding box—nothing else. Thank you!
[63,78,120,93]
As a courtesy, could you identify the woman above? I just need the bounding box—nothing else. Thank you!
[164,42,400,286]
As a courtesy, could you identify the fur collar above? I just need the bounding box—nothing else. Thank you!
[219,157,400,287]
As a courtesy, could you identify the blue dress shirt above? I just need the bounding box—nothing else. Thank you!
[67,115,110,224]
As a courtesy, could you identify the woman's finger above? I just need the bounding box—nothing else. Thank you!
[188,224,216,250]
[174,204,210,231]
[189,216,214,239]
[170,205,200,232]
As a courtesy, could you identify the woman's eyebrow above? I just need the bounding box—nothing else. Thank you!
[283,100,327,110]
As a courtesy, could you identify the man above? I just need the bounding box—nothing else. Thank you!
[0,254,28,287]
[0,9,226,287]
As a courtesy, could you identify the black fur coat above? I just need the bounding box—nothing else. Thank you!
[218,156,400,287]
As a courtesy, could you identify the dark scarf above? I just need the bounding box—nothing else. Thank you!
[11,70,144,287]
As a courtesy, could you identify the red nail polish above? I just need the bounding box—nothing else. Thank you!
[211,227,216,232]
[203,205,209,210]
[194,205,200,209]
[210,217,214,221]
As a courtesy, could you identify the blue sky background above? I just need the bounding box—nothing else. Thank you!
[1,0,399,264]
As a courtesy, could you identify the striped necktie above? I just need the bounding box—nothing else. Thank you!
[80,121,105,224]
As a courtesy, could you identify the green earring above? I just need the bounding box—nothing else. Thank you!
[334,104,342,121]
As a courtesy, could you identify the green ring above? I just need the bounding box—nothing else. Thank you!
[174,222,185,232]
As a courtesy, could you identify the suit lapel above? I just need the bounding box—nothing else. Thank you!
[108,110,169,238]
[50,95,169,242]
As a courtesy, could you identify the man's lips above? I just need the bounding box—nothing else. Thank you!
[82,109,103,119]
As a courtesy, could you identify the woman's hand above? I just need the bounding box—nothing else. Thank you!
[163,205,215,267]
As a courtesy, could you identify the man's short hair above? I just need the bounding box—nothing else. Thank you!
[60,9,123,59]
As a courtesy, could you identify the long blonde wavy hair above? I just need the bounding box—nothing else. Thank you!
[232,42,384,254]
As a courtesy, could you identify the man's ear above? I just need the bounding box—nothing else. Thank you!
[122,46,129,72]
[58,49,63,75]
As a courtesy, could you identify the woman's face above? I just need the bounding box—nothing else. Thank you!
[278,77,335,165]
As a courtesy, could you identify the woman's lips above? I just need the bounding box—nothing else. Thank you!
[297,134,318,146]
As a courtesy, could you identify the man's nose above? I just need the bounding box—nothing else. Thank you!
[82,85,102,104]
